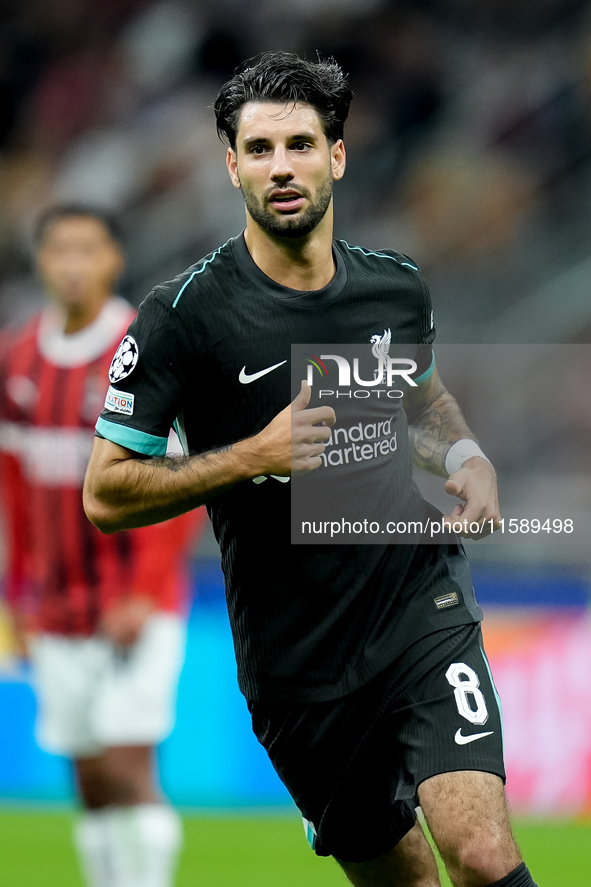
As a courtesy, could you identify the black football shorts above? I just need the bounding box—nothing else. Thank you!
[248,623,505,863]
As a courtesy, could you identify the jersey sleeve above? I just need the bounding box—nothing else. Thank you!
[397,253,436,384]
[96,292,197,457]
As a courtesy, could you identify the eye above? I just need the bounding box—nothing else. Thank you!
[292,141,311,151]
[248,144,268,155]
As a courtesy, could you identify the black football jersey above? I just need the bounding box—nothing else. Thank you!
[97,234,482,702]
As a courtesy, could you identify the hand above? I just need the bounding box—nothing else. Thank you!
[7,607,32,659]
[100,596,155,647]
[442,456,501,539]
[254,380,336,476]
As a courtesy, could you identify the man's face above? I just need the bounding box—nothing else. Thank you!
[36,216,123,311]
[227,101,346,239]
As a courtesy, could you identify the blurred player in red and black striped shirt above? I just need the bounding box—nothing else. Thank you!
[0,205,207,887]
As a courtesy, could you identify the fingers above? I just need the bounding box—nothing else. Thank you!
[290,385,336,474]
[100,598,153,646]
[441,501,501,538]
[291,379,312,412]
[293,412,335,443]
[292,413,334,454]
[442,511,487,538]
[443,476,462,498]
[297,423,332,445]
[291,382,336,426]
[303,405,336,427]
[258,383,337,477]
[443,466,501,538]
[291,435,332,474]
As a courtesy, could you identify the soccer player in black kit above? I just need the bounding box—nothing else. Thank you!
[84,53,538,887]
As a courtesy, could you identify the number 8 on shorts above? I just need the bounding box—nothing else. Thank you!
[445,662,489,726]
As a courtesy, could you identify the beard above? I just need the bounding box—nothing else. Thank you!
[240,174,333,239]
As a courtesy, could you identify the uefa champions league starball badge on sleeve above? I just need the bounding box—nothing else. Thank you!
[109,335,139,383]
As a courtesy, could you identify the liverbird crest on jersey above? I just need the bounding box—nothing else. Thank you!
[370,328,391,382]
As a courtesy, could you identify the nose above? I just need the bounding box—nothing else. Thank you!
[270,144,294,181]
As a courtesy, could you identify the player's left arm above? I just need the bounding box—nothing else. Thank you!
[404,366,501,537]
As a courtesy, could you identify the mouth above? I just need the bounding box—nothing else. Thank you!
[268,190,306,213]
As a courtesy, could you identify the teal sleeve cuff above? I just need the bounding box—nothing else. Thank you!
[95,416,168,457]
[413,352,435,386]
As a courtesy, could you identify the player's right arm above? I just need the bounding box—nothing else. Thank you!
[84,380,334,533]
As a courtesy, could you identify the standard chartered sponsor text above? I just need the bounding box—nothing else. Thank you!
[319,418,397,468]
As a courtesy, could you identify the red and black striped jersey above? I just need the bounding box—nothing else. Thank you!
[0,297,205,635]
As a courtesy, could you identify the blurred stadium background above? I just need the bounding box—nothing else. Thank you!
[1,0,590,883]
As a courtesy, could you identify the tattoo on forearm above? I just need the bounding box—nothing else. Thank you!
[147,456,190,473]
[409,394,474,476]
[409,407,449,473]
[209,443,234,456]
[139,443,235,474]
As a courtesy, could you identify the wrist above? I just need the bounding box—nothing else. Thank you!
[445,438,490,476]
[233,435,268,480]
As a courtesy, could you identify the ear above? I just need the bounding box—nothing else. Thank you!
[226,147,241,189]
[330,139,346,181]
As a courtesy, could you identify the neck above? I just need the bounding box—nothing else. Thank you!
[244,209,335,291]
[61,295,108,335]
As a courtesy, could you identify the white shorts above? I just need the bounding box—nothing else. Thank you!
[30,613,186,758]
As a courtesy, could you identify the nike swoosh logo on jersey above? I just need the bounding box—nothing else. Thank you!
[239,360,287,384]
[454,728,494,745]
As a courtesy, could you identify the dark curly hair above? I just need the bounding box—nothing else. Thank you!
[213,51,353,149]
[34,204,123,246]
